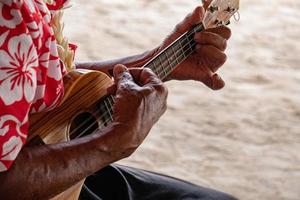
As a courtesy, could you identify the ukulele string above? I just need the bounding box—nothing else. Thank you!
[69,31,199,139]
[70,40,198,138]
[70,95,115,138]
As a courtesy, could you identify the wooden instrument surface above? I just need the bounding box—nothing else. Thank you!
[28,69,113,200]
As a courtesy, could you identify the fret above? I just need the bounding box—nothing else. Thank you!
[171,44,180,66]
[150,62,156,75]
[166,49,173,71]
[193,27,197,35]
[174,42,186,63]
[152,59,160,76]
[164,51,172,73]
[158,56,167,79]
[141,23,205,81]
[160,52,170,77]
[184,33,193,54]
[178,38,187,59]
[187,30,194,42]
[182,36,192,56]
[194,23,203,32]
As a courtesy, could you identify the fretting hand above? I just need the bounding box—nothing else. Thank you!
[106,65,168,155]
[160,6,231,90]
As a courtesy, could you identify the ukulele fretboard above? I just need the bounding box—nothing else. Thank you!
[145,23,204,80]
[96,23,204,128]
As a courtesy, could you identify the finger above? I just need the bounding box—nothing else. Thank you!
[194,32,227,51]
[140,68,162,86]
[196,44,227,72]
[202,0,213,10]
[206,26,232,40]
[129,68,167,97]
[128,67,161,87]
[211,73,225,90]
[201,71,225,90]
[128,67,143,85]
[128,67,162,86]
[175,6,205,34]
[107,84,117,95]
[113,64,136,90]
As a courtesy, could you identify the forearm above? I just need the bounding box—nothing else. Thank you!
[75,48,159,75]
[0,123,128,200]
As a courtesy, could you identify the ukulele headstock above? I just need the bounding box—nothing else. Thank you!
[202,0,240,29]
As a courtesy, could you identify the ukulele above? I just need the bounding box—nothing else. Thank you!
[27,0,240,199]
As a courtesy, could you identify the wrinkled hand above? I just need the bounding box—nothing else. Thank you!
[160,6,231,90]
[106,65,168,155]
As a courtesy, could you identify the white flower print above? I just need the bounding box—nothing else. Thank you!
[0,30,9,47]
[24,0,37,13]
[46,38,62,81]
[0,3,22,29]
[0,161,6,171]
[0,115,27,138]
[1,136,23,161]
[1,0,21,7]
[0,34,38,105]
[27,21,44,49]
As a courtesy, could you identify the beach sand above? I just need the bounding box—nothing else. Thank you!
[64,0,300,199]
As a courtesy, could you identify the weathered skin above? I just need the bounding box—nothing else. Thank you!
[0,4,231,200]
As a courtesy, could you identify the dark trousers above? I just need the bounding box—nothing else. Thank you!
[79,165,237,200]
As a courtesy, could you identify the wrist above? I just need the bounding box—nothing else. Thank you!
[94,122,136,159]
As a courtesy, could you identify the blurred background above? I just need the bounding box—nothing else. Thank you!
[64,0,300,199]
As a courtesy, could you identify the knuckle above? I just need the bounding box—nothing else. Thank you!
[220,39,227,51]
[154,83,168,94]
[143,67,154,74]
[141,86,154,97]
[223,54,228,62]
[226,27,232,39]
[118,82,132,91]
[196,44,204,53]
[223,40,228,50]
[219,53,227,65]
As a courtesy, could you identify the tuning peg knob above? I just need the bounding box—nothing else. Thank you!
[226,7,236,13]
[208,5,219,13]
[214,19,223,27]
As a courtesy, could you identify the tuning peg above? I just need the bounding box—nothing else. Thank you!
[214,19,223,27]
[208,5,219,13]
[225,20,231,25]
[225,7,236,13]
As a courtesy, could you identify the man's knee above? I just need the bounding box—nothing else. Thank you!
[188,186,238,200]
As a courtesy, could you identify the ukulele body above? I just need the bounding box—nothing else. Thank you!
[27,69,113,200]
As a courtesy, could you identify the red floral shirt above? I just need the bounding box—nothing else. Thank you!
[0,0,69,171]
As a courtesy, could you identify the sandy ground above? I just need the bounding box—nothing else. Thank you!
[63,0,300,199]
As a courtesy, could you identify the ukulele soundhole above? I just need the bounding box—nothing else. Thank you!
[69,112,99,140]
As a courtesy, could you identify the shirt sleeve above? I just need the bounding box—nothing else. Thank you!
[0,0,65,172]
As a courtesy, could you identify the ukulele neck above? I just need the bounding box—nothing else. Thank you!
[144,23,204,80]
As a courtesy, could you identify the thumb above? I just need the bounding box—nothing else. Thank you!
[176,6,205,34]
[113,64,134,89]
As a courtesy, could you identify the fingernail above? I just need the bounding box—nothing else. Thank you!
[212,74,225,90]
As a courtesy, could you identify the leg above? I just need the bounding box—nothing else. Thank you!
[79,164,237,200]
